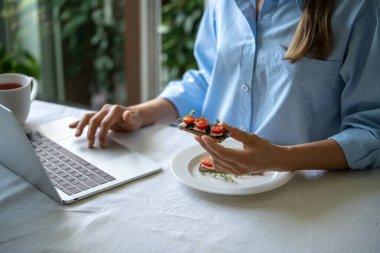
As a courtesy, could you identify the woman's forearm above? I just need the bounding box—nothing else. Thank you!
[283,139,349,171]
[128,98,179,127]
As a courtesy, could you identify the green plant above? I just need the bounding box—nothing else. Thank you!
[1,0,203,105]
[161,0,204,83]
[0,44,40,78]
[54,0,125,102]
[1,0,125,105]
[0,0,41,79]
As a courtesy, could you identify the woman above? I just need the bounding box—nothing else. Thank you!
[70,0,380,175]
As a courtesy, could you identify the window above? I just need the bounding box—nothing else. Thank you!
[0,0,203,109]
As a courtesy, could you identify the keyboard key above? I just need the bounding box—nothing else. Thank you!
[62,157,71,163]
[45,155,54,160]
[49,175,60,182]
[77,167,87,173]
[51,150,60,156]
[50,143,61,149]
[64,184,76,191]
[71,179,82,185]
[50,158,59,163]
[82,179,98,188]
[72,164,82,170]
[89,174,107,184]
[69,187,81,195]
[104,175,116,182]
[83,170,94,176]
[56,185,73,196]
[45,147,54,152]
[46,164,56,170]
[69,171,81,177]
[67,160,77,166]
[76,182,90,191]
[61,164,71,171]
[63,174,75,181]
[98,172,109,178]
[42,161,50,167]
[76,175,87,181]
[55,161,64,167]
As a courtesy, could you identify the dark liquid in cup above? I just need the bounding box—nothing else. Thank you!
[0,83,23,90]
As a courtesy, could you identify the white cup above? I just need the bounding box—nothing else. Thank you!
[0,73,39,124]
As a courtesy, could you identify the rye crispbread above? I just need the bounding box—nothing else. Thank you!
[178,126,228,143]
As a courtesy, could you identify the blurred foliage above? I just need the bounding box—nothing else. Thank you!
[1,0,125,104]
[1,0,204,103]
[0,0,40,79]
[0,43,40,78]
[50,0,125,102]
[161,0,204,82]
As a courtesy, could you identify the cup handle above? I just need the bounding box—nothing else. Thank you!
[30,77,39,101]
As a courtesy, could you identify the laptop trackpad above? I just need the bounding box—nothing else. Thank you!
[58,136,133,166]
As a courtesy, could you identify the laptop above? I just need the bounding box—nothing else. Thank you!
[0,104,161,204]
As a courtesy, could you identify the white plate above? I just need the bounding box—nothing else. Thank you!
[171,140,294,195]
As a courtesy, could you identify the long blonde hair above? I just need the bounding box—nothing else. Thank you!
[284,0,335,63]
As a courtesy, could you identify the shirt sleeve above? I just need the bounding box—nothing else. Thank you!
[158,1,216,118]
[330,1,380,169]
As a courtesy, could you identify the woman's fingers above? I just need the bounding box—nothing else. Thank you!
[222,122,252,145]
[98,107,126,147]
[68,120,79,129]
[98,114,116,148]
[212,158,240,175]
[195,136,242,175]
[87,110,109,148]
[195,136,230,165]
[201,135,240,158]
[195,123,281,174]
[67,104,138,148]
[195,136,219,157]
[74,112,96,137]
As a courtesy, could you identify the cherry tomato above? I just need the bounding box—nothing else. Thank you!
[201,157,213,167]
[183,116,195,124]
[211,124,224,134]
[195,118,209,130]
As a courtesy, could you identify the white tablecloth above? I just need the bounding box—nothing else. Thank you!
[1,100,380,253]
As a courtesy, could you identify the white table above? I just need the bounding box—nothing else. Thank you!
[1,100,380,253]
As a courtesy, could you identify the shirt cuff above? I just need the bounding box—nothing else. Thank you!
[158,81,194,118]
[158,72,206,118]
[329,128,380,170]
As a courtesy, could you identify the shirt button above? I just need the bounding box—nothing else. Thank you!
[241,84,249,92]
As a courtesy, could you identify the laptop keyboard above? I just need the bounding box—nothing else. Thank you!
[26,131,116,196]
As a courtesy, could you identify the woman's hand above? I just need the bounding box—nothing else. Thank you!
[68,98,179,149]
[69,104,142,148]
[195,122,288,175]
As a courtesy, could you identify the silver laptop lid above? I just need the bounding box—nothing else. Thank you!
[0,105,62,203]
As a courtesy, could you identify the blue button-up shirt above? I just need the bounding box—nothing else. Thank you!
[159,0,380,170]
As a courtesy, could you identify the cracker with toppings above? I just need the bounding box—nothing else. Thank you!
[177,110,229,143]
